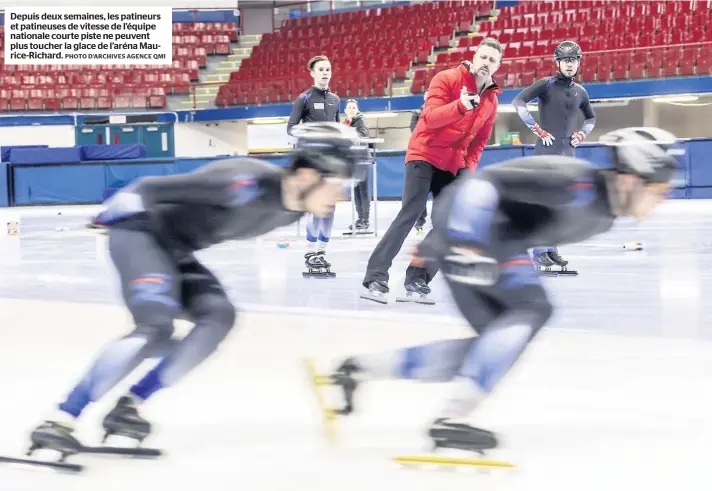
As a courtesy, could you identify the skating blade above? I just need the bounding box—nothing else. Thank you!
[303,358,338,444]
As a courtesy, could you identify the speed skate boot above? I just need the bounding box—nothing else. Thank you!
[27,421,82,462]
[547,250,577,276]
[360,279,389,304]
[533,251,558,276]
[429,418,498,454]
[102,396,151,445]
[303,251,335,278]
[396,278,435,305]
[329,357,361,415]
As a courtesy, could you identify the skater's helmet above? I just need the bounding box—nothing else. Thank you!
[554,40,582,61]
[290,122,370,183]
[599,127,683,185]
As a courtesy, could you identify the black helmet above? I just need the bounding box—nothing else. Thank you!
[290,122,370,183]
[554,40,582,61]
[599,127,683,184]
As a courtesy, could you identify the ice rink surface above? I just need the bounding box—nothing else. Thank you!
[1,200,711,490]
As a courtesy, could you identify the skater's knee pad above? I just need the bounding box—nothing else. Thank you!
[189,294,237,333]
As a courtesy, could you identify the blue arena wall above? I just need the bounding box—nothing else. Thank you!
[1,139,710,207]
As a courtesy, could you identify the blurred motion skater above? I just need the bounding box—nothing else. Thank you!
[409,89,430,234]
[23,123,368,469]
[287,55,342,277]
[361,38,503,305]
[512,40,596,276]
[343,99,374,234]
[311,128,681,465]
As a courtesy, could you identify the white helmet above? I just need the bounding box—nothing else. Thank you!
[599,127,683,184]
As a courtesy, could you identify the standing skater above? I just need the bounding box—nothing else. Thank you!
[512,40,596,276]
[309,127,681,466]
[361,38,503,305]
[20,123,368,471]
[344,99,374,234]
[287,55,341,277]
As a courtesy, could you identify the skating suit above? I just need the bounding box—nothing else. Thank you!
[426,155,617,269]
[95,157,304,254]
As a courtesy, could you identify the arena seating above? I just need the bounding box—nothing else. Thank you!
[411,0,712,93]
[0,21,237,112]
[215,1,492,107]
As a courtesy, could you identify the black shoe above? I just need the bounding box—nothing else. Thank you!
[102,396,151,444]
[546,251,568,267]
[28,421,82,461]
[429,417,498,452]
[330,358,361,415]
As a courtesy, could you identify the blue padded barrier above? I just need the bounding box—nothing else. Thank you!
[82,144,146,161]
[13,164,105,205]
[0,163,8,207]
[3,139,712,207]
[1,145,49,163]
[9,147,83,165]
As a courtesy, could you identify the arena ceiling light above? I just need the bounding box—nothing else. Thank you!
[651,95,700,103]
[363,112,399,119]
[249,117,287,124]
[497,104,538,113]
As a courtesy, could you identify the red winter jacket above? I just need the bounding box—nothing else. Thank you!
[406,62,502,175]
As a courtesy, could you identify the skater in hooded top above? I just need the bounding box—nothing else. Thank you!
[26,122,369,464]
[512,40,596,276]
[312,127,681,458]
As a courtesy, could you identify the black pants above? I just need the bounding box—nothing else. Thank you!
[416,205,427,228]
[363,160,458,288]
[354,172,370,221]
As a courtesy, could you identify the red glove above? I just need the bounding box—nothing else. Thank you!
[570,131,585,147]
[532,124,555,146]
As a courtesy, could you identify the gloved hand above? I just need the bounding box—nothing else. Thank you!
[532,124,555,146]
[92,189,145,227]
[570,131,585,147]
[459,86,480,111]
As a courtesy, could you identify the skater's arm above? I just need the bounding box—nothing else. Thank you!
[420,73,469,129]
[287,94,307,136]
[512,79,547,129]
[353,117,369,138]
[136,167,262,207]
[578,90,596,137]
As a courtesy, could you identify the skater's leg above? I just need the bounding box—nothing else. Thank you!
[439,256,552,419]
[305,214,320,253]
[363,161,432,287]
[404,168,457,286]
[317,211,335,249]
[356,176,370,222]
[58,229,181,420]
[129,257,236,401]
[348,289,498,381]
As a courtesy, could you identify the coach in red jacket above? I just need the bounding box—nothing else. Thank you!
[362,37,503,301]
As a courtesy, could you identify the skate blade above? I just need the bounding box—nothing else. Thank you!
[0,455,84,472]
[79,446,162,458]
[303,358,338,444]
[302,272,336,278]
[393,454,515,469]
[556,270,578,276]
[395,296,435,305]
[342,231,374,236]
[360,293,388,304]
